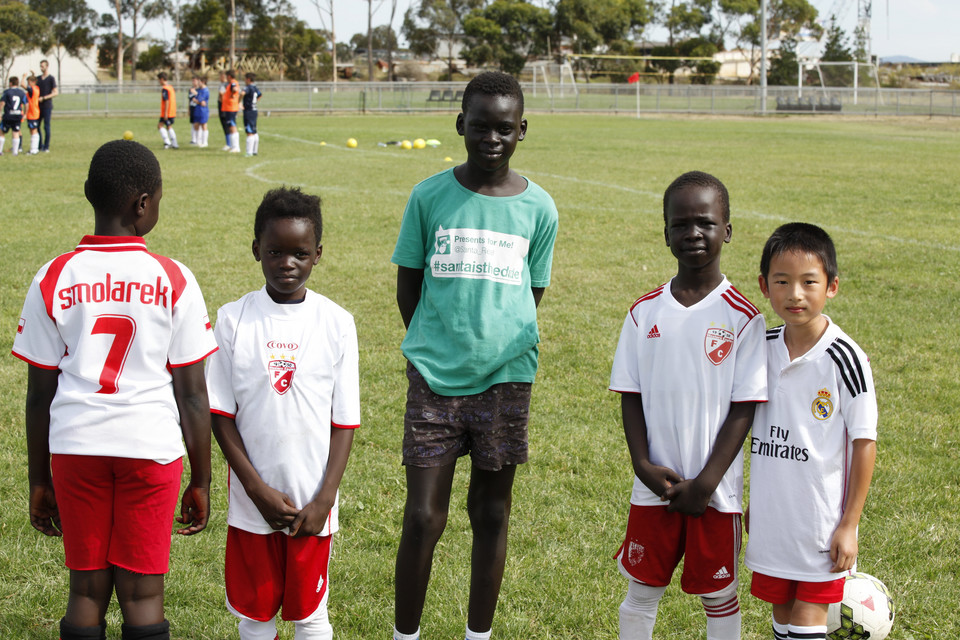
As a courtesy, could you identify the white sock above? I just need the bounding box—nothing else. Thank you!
[0,135,4,151]
[465,626,491,640]
[31,133,39,153]
[294,615,332,640]
[230,132,240,150]
[619,582,665,640]
[13,137,20,154]
[787,624,826,639]
[253,133,259,154]
[393,626,420,640]
[168,129,178,147]
[201,129,208,146]
[246,135,254,154]
[238,617,277,640]
[772,618,789,640]
[702,594,741,640]
[159,128,170,145]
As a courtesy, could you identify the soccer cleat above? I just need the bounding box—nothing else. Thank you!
[163,143,170,149]
[222,145,231,151]
[230,148,240,153]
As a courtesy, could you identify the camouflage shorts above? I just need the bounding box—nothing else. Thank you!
[402,362,531,471]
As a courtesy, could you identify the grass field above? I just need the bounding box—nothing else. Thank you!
[1,113,958,639]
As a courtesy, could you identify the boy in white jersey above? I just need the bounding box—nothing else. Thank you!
[609,171,767,640]
[391,71,558,640]
[12,140,216,640]
[745,223,877,640]
[206,187,360,640]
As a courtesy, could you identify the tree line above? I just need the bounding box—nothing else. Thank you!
[0,0,869,85]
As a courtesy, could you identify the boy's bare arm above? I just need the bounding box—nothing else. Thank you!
[830,438,876,572]
[664,401,757,516]
[397,266,424,329]
[171,361,212,535]
[211,413,300,530]
[290,426,356,537]
[622,393,682,498]
[25,365,61,537]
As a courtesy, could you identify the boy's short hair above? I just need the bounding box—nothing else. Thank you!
[254,187,323,244]
[27,75,37,84]
[760,222,838,282]
[157,72,168,81]
[461,71,524,114]
[662,170,730,224]
[86,140,162,213]
[9,76,18,86]
[245,72,256,82]
[226,69,236,79]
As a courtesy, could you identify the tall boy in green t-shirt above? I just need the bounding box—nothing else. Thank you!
[390,71,559,640]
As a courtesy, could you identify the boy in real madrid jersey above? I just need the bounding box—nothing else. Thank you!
[609,171,767,640]
[12,140,216,640]
[206,187,360,640]
[745,223,877,640]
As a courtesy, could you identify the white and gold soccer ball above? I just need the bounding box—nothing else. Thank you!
[827,572,895,640]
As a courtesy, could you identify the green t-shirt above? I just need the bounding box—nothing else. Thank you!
[392,168,559,396]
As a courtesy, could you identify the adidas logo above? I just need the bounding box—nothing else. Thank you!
[713,566,731,580]
[646,324,661,339]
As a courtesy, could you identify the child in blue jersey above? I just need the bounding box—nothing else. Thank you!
[1,76,28,156]
[193,76,210,148]
[241,72,262,157]
[391,71,559,640]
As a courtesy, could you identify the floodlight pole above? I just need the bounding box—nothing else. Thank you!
[760,0,768,114]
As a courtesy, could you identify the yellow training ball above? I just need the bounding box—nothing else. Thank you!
[444,157,453,162]
[401,140,412,150]
[346,138,358,148]
[320,141,326,146]
[413,138,426,149]
[122,130,134,140]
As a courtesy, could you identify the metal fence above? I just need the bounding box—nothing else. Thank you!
[53,81,960,118]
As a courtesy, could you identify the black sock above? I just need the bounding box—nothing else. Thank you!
[120,619,170,640]
[59,618,105,640]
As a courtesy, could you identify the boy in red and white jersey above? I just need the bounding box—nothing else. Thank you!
[745,223,877,640]
[609,171,767,640]
[206,187,360,640]
[12,140,217,640]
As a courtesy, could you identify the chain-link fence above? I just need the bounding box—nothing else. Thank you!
[52,81,960,118]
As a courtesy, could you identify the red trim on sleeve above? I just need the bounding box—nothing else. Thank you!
[331,422,360,430]
[168,346,218,368]
[211,408,236,419]
[39,252,79,320]
[11,350,60,370]
[149,253,188,309]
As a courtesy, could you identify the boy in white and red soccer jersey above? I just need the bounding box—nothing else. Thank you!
[12,140,216,640]
[745,223,877,640]
[609,171,767,640]
[206,186,359,640]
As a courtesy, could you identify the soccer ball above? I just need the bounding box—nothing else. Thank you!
[413,138,426,149]
[346,138,358,148]
[827,573,895,640]
[122,130,134,140]
[401,139,412,150]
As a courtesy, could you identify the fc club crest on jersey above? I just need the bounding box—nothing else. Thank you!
[812,388,834,420]
[705,326,734,365]
[269,359,296,395]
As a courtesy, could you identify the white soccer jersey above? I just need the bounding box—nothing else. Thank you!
[11,235,217,464]
[745,319,877,582]
[609,276,767,513]
[206,287,361,536]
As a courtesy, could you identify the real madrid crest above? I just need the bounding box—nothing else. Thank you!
[811,388,833,420]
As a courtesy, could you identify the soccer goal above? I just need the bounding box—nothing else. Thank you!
[798,60,881,105]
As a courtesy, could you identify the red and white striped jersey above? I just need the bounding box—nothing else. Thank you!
[610,276,767,513]
[12,235,217,463]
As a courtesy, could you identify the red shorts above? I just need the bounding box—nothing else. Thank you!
[751,572,845,605]
[225,526,332,622]
[51,454,183,574]
[615,505,741,596]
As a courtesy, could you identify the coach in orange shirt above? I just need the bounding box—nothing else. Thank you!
[158,72,179,149]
